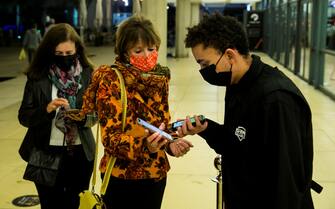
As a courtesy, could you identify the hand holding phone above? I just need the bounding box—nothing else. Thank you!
[64,108,85,121]
[145,123,169,153]
[168,115,206,132]
[137,118,173,141]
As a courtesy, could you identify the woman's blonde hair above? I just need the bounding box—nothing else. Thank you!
[115,15,161,62]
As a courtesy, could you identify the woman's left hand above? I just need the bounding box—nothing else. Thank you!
[168,138,193,157]
[146,123,169,153]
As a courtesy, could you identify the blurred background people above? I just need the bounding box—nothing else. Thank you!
[22,23,42,64]
[44,18,55,36]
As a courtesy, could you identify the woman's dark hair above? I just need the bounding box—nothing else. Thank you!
[25,23,94,80]
[185,13,249,55]
[115,15,161,63]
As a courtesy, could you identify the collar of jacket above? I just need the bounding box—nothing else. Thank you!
[228,54,264,91]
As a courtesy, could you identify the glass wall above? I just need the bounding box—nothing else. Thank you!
[327,0,335,50]
[298,0,312,80]
[324,0,335,94]
[287,1,297,71]
[261,0,335,99]
[278,3,287,64]
[324,54,335,93]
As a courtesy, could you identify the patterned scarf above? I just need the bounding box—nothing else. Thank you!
[116,57,170,101]
[49,60,82,146]
[115,57,171,126]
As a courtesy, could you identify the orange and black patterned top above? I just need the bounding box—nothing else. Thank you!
[81,58,171,180]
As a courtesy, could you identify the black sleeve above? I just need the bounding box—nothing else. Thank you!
[198,118,228,154]
[262,91,313,209]
[18,79,55,128]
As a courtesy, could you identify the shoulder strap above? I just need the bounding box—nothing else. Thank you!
[90,67,127,195]
[90,123,100,193]
[92,66,127,195]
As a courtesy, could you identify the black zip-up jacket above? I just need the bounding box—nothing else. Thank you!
[18,66,96,162]
[199,55,314,209]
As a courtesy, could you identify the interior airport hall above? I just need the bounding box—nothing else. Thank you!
[0,0,335,208]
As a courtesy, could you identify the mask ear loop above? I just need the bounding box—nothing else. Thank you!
[215,53,224,66]
[222,48,234,71]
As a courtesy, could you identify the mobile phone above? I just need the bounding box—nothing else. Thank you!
[137,118,173,141]
[168,115,206,132]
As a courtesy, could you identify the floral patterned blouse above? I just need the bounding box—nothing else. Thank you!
[81,58,171,180]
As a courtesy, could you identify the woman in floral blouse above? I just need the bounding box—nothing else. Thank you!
[79,15,193,209]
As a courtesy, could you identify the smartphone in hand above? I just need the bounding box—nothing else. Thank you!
[168,115,206,132]
[137,118,174,141]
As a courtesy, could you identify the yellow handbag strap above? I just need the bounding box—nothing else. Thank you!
[90,67,127,195]
[100,68,127,195]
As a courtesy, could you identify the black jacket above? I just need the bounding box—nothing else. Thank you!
[199,55,314,209]
[18,67,96,162]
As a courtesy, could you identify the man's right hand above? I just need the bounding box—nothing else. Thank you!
[177,115,208,137]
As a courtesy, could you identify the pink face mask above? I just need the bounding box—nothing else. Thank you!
[129,51,158,72]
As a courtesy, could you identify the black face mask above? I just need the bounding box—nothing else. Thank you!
[54,54,76,72]
[199,55,232,86]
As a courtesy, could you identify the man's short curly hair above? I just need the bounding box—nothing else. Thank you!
[185,13,249,55]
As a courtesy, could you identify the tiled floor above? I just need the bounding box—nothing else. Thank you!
[0,46,334,209]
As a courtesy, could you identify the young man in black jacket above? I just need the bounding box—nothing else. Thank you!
[179,13,316,209]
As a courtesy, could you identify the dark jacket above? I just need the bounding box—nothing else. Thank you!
[18,66,96,162]
[199,55,314,209]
